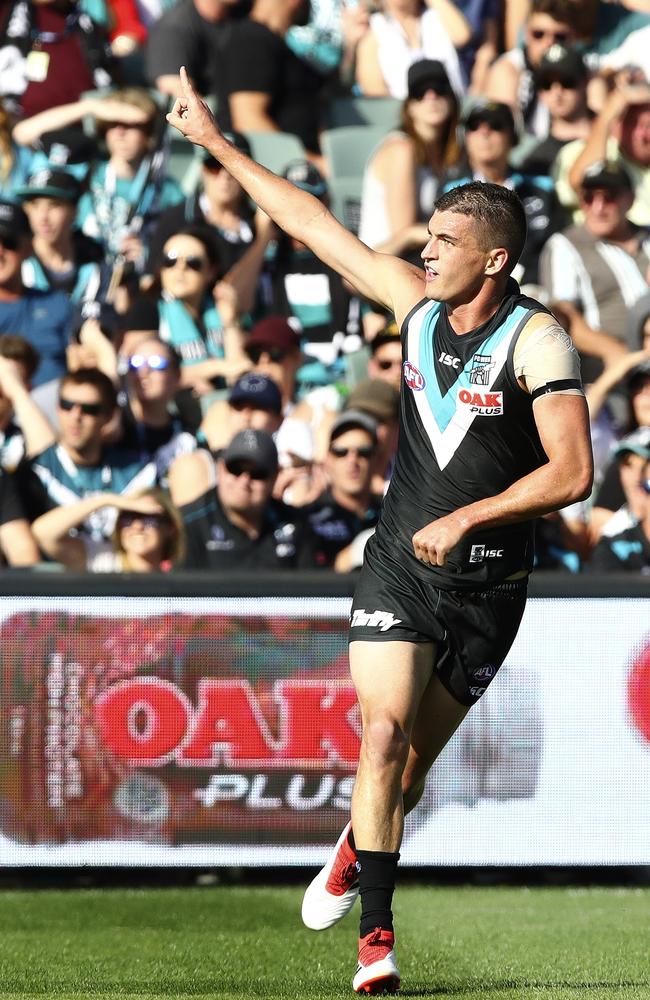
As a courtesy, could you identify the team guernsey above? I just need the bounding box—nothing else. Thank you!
[366,279,581,590]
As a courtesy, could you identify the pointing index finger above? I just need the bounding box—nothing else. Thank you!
[180,65,194,100]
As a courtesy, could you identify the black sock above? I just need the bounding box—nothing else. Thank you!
[357,849,399,937]
[348,827,356,852]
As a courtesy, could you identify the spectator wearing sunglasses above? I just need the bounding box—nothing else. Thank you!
[485,0,578,139]
[0,200,73,420]
[199,371,284,454]
[243,315,304,412]
[441,100,562,289]
[117,338,197,481]
[169,427,318,570]
[304,410,383,572]
[540,161,650,385]
[367,321,403,393]
[23,368,157,541]
[155,224,248,397]
[358,61,463,263]
[31,486,185,572]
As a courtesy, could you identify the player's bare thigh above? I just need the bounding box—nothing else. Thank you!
[349,640,437,735]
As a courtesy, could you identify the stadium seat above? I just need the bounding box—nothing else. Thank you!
[326,174,365,234]
[327,96,402,131]
[243,131,306,174]
[321,125,387,182]
[165,136,203,195]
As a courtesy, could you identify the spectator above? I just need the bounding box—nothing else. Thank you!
[358,60,462,261]
[116,337,197,479]
[145,0,246,119]
[344,377,400,493]
[0,98,34,202]
[456,0,500,94]
[225,0,325,156]
[0,200,72,416]
[200,371,283,453]
[588,452,650,573]
[24,368,156,539]
[540,161,650,383]
[243,315,304,411]
[305,409,383,572]
[442,101,561,287]
[17,169,104,303]
[0,468,40,565]
[0,339,56,471]
[566,70,650,226]
[154,224,248,395]
[355,0,467,101]
[590,425,650,545]
[518,44,592,178]
[285,0,370,82]
[150,133,256,276]
[485,0,577,139]
[367,321,403,392]
[168,427,318,569]
[0,0,114,119]
[31,486,185,571]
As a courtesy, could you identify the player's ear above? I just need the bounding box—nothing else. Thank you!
[484,246,509,277]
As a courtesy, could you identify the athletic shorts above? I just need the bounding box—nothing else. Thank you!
[349,556,527,707]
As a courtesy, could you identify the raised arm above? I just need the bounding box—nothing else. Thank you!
[166,68,424,323]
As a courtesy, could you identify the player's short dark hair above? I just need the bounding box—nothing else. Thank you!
[60,367,118,413]
[0,334,39,380]
[433,182,528,275]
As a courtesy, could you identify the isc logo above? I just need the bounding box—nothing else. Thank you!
[458,388,503,415]
[403,361,425,390]
[469,545,504,563]
[438,351,460,369]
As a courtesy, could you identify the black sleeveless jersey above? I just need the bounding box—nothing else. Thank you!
[367,281,552,589]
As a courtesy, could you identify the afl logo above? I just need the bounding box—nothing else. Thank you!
[403,361,425,390]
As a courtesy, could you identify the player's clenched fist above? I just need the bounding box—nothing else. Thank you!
[412,512,466,566]
[166,66,220,149]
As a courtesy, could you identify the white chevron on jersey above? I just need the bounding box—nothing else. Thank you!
[406,301,529,470]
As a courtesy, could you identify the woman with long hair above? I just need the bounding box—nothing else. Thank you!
[0,99,33,200]
[31,487,185,572]
[358,59,462,261]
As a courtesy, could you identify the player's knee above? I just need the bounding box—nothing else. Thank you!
[362,715,410,769]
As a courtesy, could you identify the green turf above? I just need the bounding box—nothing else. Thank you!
[0,884,648,999]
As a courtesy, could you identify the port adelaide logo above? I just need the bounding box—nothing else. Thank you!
[459,355,503,415]
[403,361,425,390]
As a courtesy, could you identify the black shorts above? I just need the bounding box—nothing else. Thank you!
[349,556,527,706]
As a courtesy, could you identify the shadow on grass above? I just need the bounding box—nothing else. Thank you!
[399,981,649,997]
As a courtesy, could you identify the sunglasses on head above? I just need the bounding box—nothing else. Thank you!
[539,76,579,91]
[466,118,508,133]
[410,81,452,101]
[530,28,569,43]
[330,445,374,459]
[128,353,171,372]
[161,253,207,272]
[246,346,287,364]
[581,189,623,205]
[58,397,104,416]
[225,460,270,480]
[119,512,166,528]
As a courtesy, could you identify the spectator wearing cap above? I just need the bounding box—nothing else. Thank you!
[587,430,650,572]
[566,66,650,227]
[223,0,325,157]
[150,133,260,278]
[590,425,650,545]
[169,427,318,570]
[367,321,403,392]
[304,409,383,572]
[354,0,467,102]
[0,199,73,417]
[243,315,304,411]
[485,0,578,139]
[442,100,562,288]
[540,161,650,384]
[344,378,400,494]
[17,169,105,304]
[0,0,115,121]
[358,60,462,263]
[199,371,284,453]
[518,45,592,179]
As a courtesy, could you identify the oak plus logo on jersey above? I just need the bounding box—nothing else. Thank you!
[350,609,403,632]
[403,361,425,390]
[458,388,503,416]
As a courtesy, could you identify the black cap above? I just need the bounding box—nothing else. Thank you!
[581,160,634,193]
[330,409,378,445]
[221,429,278,477]
[407,59,453,98]
[282,159,328,198]
[203,131,251,170]
[536,44,587,85]
[463,100,517,140]
[228,373,282,413]
[35,127,96,179]
[16,168,81,203]
[0,200,30,239]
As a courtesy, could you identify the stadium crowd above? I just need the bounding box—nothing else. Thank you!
[0,0,649,574]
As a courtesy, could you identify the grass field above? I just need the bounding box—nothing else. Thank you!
[0,884,648,1000]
